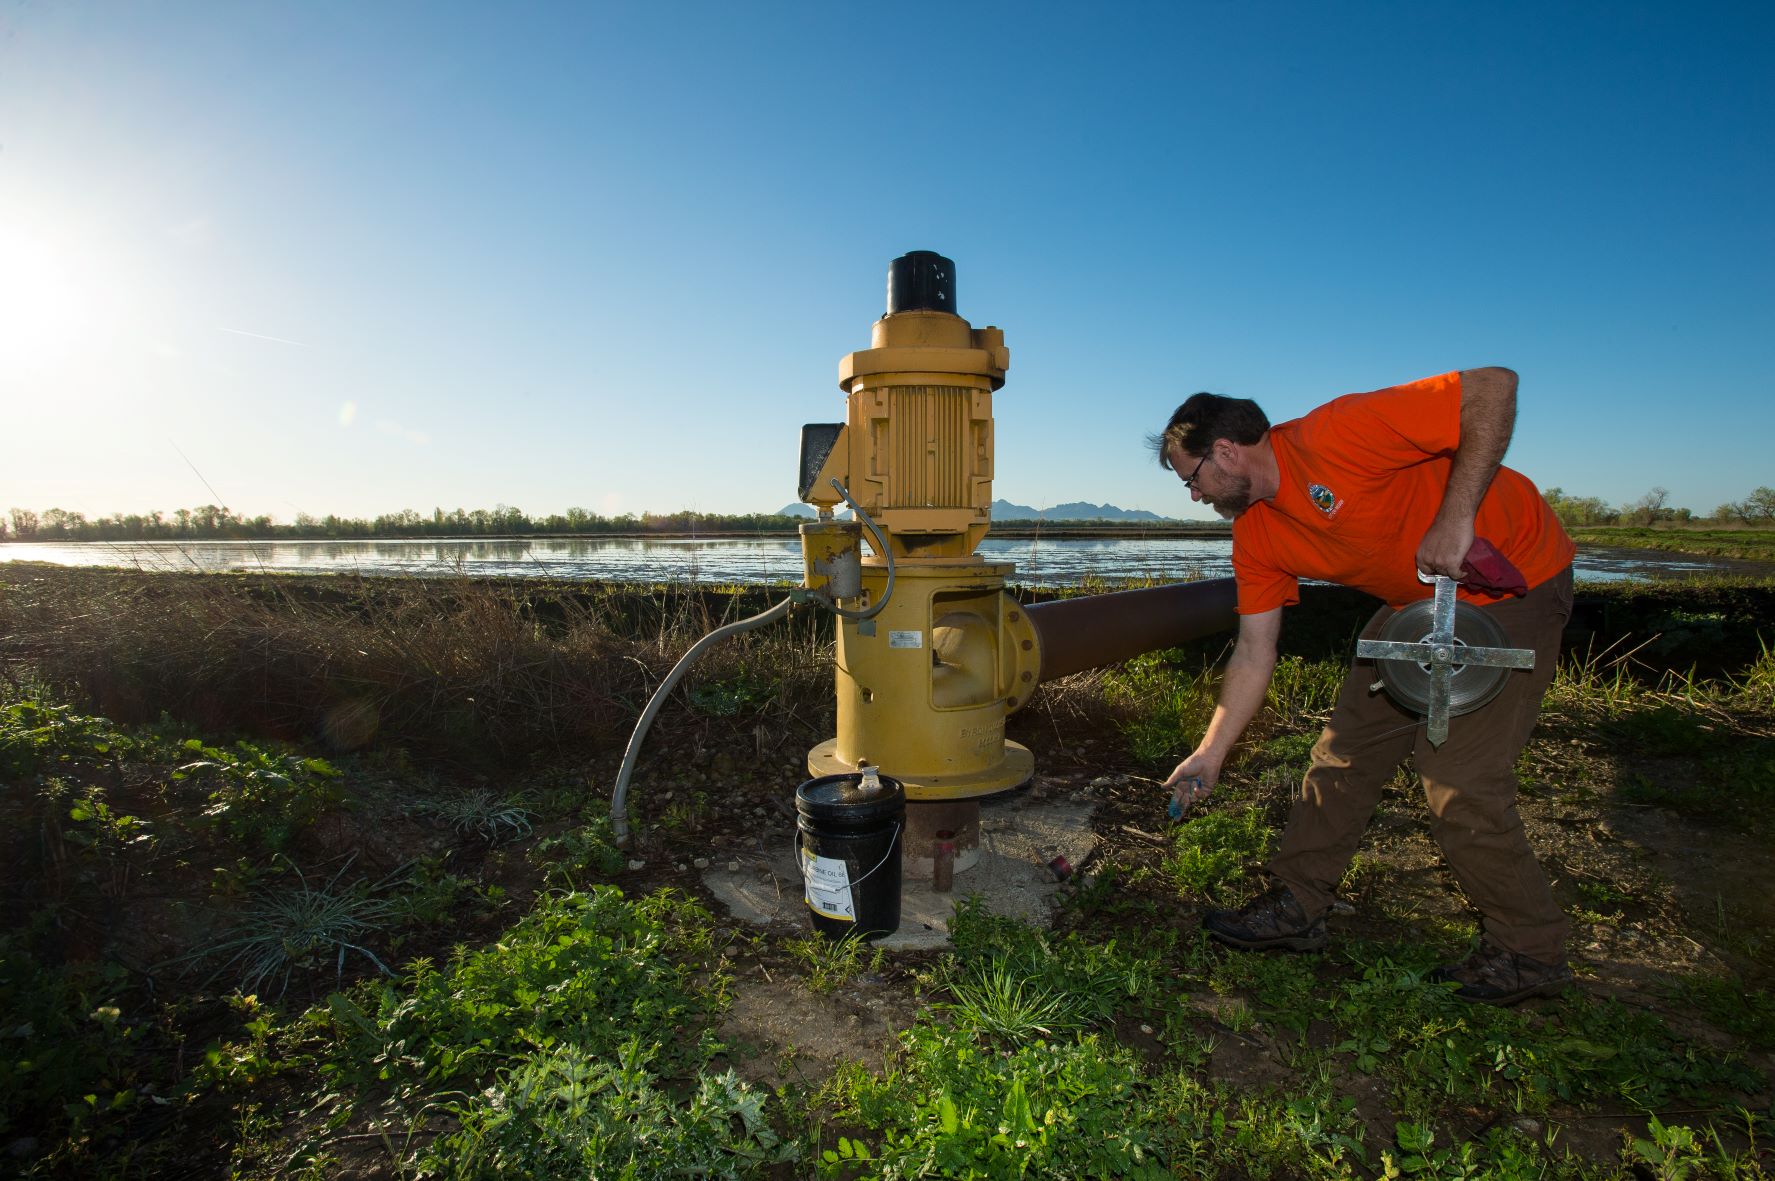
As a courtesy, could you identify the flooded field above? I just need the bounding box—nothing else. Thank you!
[3,535,1771,586]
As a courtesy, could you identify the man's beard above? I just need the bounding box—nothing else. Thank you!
[1207,473,1254,519]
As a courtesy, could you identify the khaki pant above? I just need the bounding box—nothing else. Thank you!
[1269,567,1573,962]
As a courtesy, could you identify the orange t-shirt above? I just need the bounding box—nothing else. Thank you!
[1231,371,1575,615]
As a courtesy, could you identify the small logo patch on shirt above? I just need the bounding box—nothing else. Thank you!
[1308,483,1342,517]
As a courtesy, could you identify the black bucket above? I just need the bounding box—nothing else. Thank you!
[795,772,904,941]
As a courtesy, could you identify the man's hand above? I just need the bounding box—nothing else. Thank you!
[1415,514,1474,579]
[1162,608,1282,819]
[1163,751,1221,817]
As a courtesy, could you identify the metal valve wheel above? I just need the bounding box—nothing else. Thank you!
[1369,597,1514,718]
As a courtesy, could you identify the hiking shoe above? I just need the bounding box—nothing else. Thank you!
[1204,883,1328,952]
[1430,941,1573,1005]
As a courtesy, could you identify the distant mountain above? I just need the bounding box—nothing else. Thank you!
[776,500,1167,522]
[995,499,1168,522]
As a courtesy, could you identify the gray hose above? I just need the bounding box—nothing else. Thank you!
[607,481,898,845]
[609,596,794,846]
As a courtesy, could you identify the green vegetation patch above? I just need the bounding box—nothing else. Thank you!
[944,896,1165,1034]
[1568,525,1775,563]
[0,697,140,777]
[319,887,728,1095]
[1166,805,1275,901]
[821,1024,1174,1179]
[1101,652,1217,766]
[423,1038,791,1179]
[1320,946,1764,1118]
[1266,653,1345,720]
[171,737,346,852]
[0,941,158,1151]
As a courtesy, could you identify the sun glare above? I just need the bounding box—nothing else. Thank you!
[0,229,100,373]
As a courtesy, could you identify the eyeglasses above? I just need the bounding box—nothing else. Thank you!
[1180,450,1212,491]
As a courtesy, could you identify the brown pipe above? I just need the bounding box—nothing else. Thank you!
[1026,578,1239,683]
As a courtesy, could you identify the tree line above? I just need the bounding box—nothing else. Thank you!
[0,505,806,542]
[1542,487,1775,528]
[5,489,1772,542]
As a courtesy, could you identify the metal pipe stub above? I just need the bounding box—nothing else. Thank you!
[903,799,981,881]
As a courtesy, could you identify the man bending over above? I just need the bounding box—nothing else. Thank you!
[1155,368,1574,1004]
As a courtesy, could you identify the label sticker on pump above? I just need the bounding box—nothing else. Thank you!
[888,630,923,649]
[801,851,855,920]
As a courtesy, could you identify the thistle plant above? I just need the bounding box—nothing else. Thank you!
[174,856,395,998]
[423,788,535,842]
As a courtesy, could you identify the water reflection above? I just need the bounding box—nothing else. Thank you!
[2,536,1768,587]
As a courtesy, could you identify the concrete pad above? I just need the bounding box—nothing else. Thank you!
[701,784,1097,950]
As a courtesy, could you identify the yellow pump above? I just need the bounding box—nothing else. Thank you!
[610,251,1236,857]
[798,252,1040,868]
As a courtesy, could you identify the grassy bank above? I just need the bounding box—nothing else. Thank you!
[2,565,1771,1178]
[1570,525,1775,563]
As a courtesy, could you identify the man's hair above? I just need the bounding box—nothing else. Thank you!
[1151,393,1270,470]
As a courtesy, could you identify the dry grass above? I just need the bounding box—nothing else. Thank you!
[0,566,832,766]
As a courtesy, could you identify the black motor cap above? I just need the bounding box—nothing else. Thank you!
[886,251,956,315]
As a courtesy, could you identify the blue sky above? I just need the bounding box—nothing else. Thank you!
[2,1,1769,523]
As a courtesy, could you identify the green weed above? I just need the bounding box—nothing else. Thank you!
[0,697,136,778]
[1322,946,1763,1118]
[1685,978,1775,1050]
[385,855,502,928]
[320,887,726,1096]
[822,1024,1173,1179]
[1574,878,1629,925]
[659,788,712,832]
[1145,1071,1371,1180]
[1731,635,1775,707]
[687,667,779,717]
[1609,702,1715,755]
[1255,729,1318,769]
[1619,1111,1772,1181]
[185,994,294,1094]
[1377,1120,1570,1180]
[937,962,1091,1043]
[531,812,626,886]
[1165,805,1275,901]
[1102,654,1217,766]
[1547,638,1648,714]
[946,896,1163,1031]
[171,737,346,852]
[1267,654,1344,720]
[1206,948,1320,1038]
[424,1037,792,1179]
[0,941,151,1154]
[783,930,882,995]
[59,789,156,897]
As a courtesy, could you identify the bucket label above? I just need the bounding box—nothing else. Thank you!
[800,850,855,921]
[888,630,923,649]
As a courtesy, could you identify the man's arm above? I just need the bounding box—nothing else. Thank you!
[1162,606,1282,813]
[1415,366,1518,578]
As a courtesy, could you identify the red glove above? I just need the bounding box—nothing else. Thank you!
[1461,538,1528,597]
